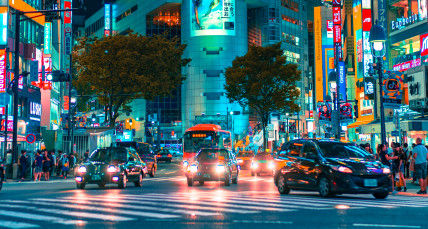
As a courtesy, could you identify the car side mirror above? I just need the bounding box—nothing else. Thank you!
[306,154,317,160]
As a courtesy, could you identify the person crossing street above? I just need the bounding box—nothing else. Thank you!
[412,138,428,195]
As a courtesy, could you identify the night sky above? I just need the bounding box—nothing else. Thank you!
[84,0,104,17]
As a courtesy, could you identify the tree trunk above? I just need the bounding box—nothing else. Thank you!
[260,113,269,151]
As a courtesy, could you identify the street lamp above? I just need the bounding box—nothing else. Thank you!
[328,70,340,140]
[369,21,387,145]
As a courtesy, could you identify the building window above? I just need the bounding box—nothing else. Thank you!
[282,14,300,26]
[281,0,299,13]
[116,5,138,23]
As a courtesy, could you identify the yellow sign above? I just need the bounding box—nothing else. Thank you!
[192,134,207,138]
[329,57,335,69]
[314,7,323,103]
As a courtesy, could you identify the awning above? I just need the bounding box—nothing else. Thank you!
[347,120,373,129]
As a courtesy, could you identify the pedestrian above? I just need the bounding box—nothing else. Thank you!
[43,149,52,181]
[412,138,428,194]
[394,143,407,192]
[19,150,28,180]
[56,150,63,176]
[34,151,44,182]
[50,150,56,177]
[402,143,410,178]
[61,153,69,179]
[378,143,399,194]
[410,143,418,184]
[364,143,375,159]
[84,149,90,162]
[68,153,76,171]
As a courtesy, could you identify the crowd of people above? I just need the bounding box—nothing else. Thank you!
[361,137,428,195]
[17,149,90,182]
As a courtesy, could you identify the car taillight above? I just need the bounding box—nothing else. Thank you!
[168,154,172,157]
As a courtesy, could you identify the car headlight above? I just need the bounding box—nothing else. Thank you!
[78,166,87,173]
[216,164,225,173]
[237,159,243,164]
[190,164,198,172]
[268,162,275,169]
[107,165,119,173]
[382,167,391,174]
[251,162,258,168]
[331,166,353,173]
[183,161,189,168]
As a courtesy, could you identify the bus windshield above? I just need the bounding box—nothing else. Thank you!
[183,131,231,154]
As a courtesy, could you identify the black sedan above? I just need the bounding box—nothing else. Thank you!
[274,139,391,199]
[75,147,147,189]
[155,149,172,163]
[186,148,239,186]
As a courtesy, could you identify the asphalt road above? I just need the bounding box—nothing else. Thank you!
[1,158,427,229]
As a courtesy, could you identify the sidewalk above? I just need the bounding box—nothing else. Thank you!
[3,173,75,184]
[395,178,428,197]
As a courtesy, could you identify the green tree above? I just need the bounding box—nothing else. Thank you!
[72,32,191,127]
[224,43,301,149]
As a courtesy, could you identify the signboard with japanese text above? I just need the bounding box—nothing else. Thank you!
[104,4,111,36]
[333,7,341,24]
[339,61,346,101]
[0,7,7,45]
[382,71,404,108]
[421,33,428,57]
[190,0,235,36]
[393,58,421,72]
[44,22,51,54]
[327,20,333,38]
[333,25,341,43]
[0,49,5,93]
[362,9,372,31]
[64,0,72,74]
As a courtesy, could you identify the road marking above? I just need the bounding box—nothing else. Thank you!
[2,200,180,219]
[0,202,134,222]
[0,209,87,225]
[62,196,259,214]
[232,220,293,225]
[32,198,221,217]
[0,220,40,228]
[353,224,421,228]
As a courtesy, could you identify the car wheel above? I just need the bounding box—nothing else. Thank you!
[224,173,231,186]
[257,173,261,176]
[318,176,333,198]
[277,175,290,194]
[149,166,155,177]
[168,159,172,163]
[232,171,238,184]
[0,175,3,191]
[98,183,105,188]
[118,174,127,189]
[373,192,389,199]
[76,182,85,189]
[134,173,143,187]
[187,177,194,186]
[199,180,205,185]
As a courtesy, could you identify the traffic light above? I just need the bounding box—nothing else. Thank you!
[51,71,70,82]
[353,104,359,119]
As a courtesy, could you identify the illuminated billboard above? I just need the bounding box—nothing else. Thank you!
[44,22,51,54]
[190,0,235,36]
[0,7,7,46]
[0,49,5,93]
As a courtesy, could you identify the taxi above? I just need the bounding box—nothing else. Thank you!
[186,148,239,186]
[236,151,255,170]
[251,151,275,176]
[75,147,147,189]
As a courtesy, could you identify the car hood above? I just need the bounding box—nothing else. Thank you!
[325,158,386,174]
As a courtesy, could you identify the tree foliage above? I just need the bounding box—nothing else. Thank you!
[72,32,191,127]
[224,43,301,148]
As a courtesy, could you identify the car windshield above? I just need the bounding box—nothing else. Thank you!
[317,142,374,159]
[112,142,137,149]
[255,153,272,160]
[197,149,228,162]
[237,152,254,157]
[90,148,128,163]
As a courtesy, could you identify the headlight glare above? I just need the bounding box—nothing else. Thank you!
[216,164,225,173]
[382,167,391,174]
[190,164,198,172]
[268,162,275,169]
[332,166,353,173]
[237,159,243,164]
[251,162,258,168]
[78,166,87,173]
[107,165,119,173]
[183,161,189,167]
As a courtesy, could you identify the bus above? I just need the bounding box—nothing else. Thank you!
[182,124,232,166]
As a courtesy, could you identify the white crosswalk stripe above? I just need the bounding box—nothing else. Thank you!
[1,191,428,228]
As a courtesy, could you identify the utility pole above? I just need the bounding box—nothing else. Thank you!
[12,10,20,163]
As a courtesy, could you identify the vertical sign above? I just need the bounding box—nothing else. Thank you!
[339,61,346,101]
[0,7,7,45]
[326,20,333,38]
[362,7,373,99]
[0,49,5,93]
[314,7,323,103]
[43,56,52,90]
[44,22,51,54]
[64,0,72,74]
[378,0,388,69]
[104,4,111,36]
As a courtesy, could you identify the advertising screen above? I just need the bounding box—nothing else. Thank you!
[0,49,5,93]
[317,101,333,123]
[327,20,333,38]
[421,33,428,57]
[340,103,353,122]
[190,0,235,36]
[419,0,427,20]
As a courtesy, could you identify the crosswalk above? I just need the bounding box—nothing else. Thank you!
[145,176,274,182]
[0,191,428,228]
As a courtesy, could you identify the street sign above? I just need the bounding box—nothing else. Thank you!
[26,134,36,144]
[30,61,38,82]
[391,131,400,137]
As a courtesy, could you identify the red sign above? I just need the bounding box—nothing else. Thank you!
[333,25,342,43]
[393,58,421,72]
[362,9,372,31]
[1,120,13,132]
[421,33,428,57]
[0,107,4,115]
[26,134,36,144]
[0,49,6,93]
[104,30,110,36]
[327,20,333,32]
[333,7,341,24]
[64,1,72,24]
[64,96,69,111]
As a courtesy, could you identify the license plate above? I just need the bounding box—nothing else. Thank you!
[92,175,101,181]
[203,174,210,178]
[364,179,377,187]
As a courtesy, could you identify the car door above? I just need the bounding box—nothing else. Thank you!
[229,152,238,177]
[132,151,144,175]
[126,150,138,179]
[299,142,320,189]
[279,141,304,187]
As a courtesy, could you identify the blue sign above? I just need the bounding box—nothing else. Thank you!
[391,131,400,137]
[339,61,346,101]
